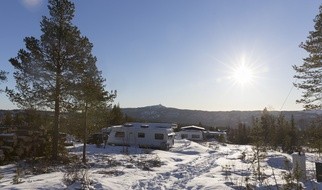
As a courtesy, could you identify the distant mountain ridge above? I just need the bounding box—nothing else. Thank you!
[122,105,318,128]
[0,106,318,129]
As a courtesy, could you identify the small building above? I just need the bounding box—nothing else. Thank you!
[176,125,205,141]
[204,130,227,142]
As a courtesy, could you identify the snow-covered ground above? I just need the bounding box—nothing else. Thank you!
[0,139,322,189]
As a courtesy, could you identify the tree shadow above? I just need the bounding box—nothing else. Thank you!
[266,155,291,170]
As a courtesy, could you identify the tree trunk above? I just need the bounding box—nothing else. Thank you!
[52,70,61,161]
[257,148,261,183]
[82,104,88,163]
[52,97,60,161]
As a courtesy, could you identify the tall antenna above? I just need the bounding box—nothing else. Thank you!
[280,79,297,111]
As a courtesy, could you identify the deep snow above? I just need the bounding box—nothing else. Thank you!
[0,139,322,189]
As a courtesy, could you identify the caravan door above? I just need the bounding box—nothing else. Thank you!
[128,132,137,146]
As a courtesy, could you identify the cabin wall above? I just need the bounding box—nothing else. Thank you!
[176,130,204,141]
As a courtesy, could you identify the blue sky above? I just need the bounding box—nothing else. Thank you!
[0,0,321,111]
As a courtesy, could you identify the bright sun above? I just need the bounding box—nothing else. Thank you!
[232,63,254,86]
[225,53,263,88]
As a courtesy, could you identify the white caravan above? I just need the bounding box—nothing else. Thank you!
[107,123,177,150]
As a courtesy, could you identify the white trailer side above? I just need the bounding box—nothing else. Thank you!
[107,123,176,150]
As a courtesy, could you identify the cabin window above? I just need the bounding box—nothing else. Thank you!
[155,133,164,140]
[181,134,188,139]
[115,132,125,138]
[192,134,200,139]
[138,132,145,138]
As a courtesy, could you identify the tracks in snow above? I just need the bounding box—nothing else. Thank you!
[131,152,219,190]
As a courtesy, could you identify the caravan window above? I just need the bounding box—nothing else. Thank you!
[115,132,125,138]
[155,133,164,140]
[192,134,200,139]
[181,134,188,139]
[138,132,145,138]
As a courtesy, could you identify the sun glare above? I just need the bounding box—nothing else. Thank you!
[228,54,259,87]
[232,64,254,86]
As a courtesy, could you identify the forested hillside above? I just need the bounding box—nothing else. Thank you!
[122,105,318,128]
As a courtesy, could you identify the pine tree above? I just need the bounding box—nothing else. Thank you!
[6,0,103,160]
[260,108,275,146]
[0,70,7,92]
[275,114,288,151]
[307,118,322,155]
[289,115,298,151]
[250,117,266,184]
[236,122,250,145]
[71,60,115,163]
[2,112,13,126]
[293,5,322,109]
[109,104,125,125]
[0,70,7,82]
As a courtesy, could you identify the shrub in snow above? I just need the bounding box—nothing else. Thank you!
[97,169,125,176]
[63,162,92,189]
[102,156,122,168]
[12,167,23,184]
[239,151,246,162]
[136,155,163,171]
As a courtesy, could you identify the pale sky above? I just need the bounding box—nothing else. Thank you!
[0,0,321,111]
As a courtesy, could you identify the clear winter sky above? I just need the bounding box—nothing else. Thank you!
[0,0,321,111]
